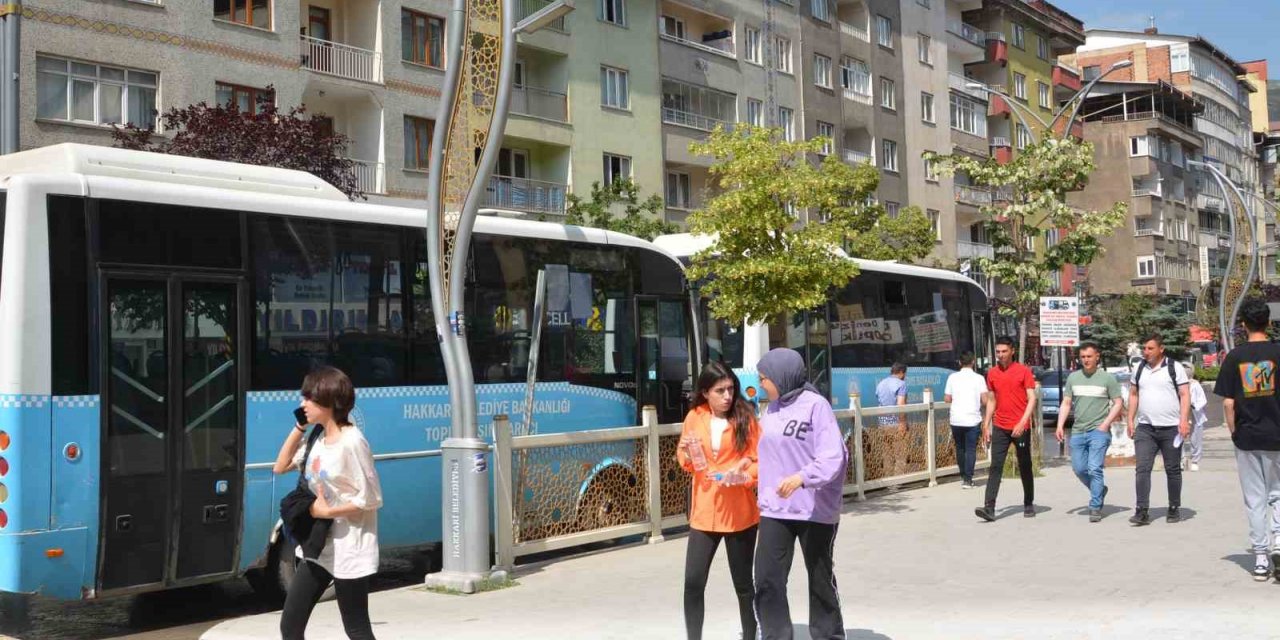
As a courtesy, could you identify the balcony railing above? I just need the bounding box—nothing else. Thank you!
[839,21,870,42]
[660,32,737,58]
[991,136,1011,148]
[957,240,994,260]
[842,88,873,105]
[300,35,382,83]
[1134,227,1160,237]
[948,73,987,101]
[511,85,568,122]
[842,148,874,165]
[955,185,993,206]
[662,107,728,132]
[347,158,385,195]
[519,0,568,31]
[1132,187,1163,198]
[947,22,985,47]
[483,175,567,216]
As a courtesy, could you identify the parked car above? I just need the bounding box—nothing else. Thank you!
[1038,371,1069,427]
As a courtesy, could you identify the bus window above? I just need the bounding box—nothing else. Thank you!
[470,236,534,383]
[330,224,406,387]
[49,196,94,394]
[98,199,241,269]
[702,302,743,368]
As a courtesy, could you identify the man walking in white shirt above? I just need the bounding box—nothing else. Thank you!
[945,352,988,489]
[1127,335,1191,526]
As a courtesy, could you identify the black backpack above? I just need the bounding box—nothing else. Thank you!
[1133,359,1179,388]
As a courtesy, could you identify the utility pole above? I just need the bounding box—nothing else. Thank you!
[0,3,20,154]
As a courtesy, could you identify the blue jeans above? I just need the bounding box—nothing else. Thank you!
[1070,429,1112,510]
[951,425,980,483]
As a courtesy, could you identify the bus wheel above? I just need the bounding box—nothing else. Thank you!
[249,536,337,603]
[576,468,639,531]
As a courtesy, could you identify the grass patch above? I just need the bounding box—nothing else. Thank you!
[418,577,519,596]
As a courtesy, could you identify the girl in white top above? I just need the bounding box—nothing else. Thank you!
[1183,364,1208,471]
[273,366,383,640]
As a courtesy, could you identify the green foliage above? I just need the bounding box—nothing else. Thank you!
[1137,303,1194,361]
[1193,366,1220,383]
[1080,321,1125,366]
[1085,294,1195,362]
[925,138,1127,328]
[562,178,677,241]
[686,125,934,325]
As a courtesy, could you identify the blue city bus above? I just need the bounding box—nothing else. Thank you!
[654,233,993,408]
[0,145,695,601]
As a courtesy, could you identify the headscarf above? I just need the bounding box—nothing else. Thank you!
[757,348,821,405]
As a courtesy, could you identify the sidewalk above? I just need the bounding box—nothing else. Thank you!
[203,426,1277,640]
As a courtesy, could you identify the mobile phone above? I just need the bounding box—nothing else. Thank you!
[293,407,308,427]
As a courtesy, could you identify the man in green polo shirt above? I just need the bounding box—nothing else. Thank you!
[1055,342,1124,523]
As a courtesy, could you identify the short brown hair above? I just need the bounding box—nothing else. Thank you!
[302,366,355,425]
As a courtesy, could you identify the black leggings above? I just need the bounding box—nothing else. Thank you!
[754,517,844,640]
[280,559,376,640]
[684,526,758,640]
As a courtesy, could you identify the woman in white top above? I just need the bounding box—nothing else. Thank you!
[273,366,383,640]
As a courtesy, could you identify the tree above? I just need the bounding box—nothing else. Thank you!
[562,178,677,241]
[1080,321,1125,366]
[1136,302,1193,361]
[113,92,363,200]
[686,125,935,325]
[925,137,1127,361]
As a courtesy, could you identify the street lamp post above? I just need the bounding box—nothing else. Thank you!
[422,0,574,594]
[966,60,1132,145]
[1188,160,1258,352]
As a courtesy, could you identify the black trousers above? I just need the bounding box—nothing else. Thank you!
[280,559,376,640]
[1134,423,1182,509]
[684,526,758,640]
[983,427,1034,509]
[754,517,844,640]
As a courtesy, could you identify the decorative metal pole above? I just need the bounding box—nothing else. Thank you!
[423,0,517,593]
[1189,160,1258,352]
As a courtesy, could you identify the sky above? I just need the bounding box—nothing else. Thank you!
[1053,0,1280,77]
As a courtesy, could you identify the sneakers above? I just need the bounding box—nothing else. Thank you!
[1166,507,1181,523]
[1023,505,1036,518]
[1190,462,1200,472]
[974,506,996,522]
[1129,508,1152,526]
[1254,558,1272,582]
[1089,509,1102,523]
[961,480,974,490]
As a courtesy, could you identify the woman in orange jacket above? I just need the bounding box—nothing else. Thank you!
[677,361,761,640]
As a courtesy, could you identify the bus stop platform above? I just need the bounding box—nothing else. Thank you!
[202,425,1279,639]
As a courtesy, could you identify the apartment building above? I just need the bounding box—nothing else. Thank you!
[18,0,665,216]
[1065,27,1267,286]
[1067,82,1204,297]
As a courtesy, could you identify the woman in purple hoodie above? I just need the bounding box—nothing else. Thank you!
[754,348,849,640]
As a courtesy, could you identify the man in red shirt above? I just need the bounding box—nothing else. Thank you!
[975,336,1039,521]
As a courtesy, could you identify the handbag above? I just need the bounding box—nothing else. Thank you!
[279,426,332,559]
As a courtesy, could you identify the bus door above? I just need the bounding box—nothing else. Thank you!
[635,296,692,423]
[972,310,993,370]
[99,273,245,592]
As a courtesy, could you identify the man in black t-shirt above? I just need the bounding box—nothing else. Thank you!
[1214,298,1280,581]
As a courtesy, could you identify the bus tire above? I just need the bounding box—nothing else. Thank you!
[576,467,639,531]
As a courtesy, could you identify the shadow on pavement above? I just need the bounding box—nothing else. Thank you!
[793,623,893,639]
[994,505,1053,519]
[1152,507,1199,522]
[841,493,915,516]
[1222,553,1263,575]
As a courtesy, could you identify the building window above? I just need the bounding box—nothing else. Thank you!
[37,55,158,127]
[666,171,691,209]
[1037,35,1049,60]
[662,78,736,130]
[876,15,892,49]
[814,54,833,88]
[1016,124,1033,150]
[600,66,630,109]
[924,156,938,181]
[880,77,895,109]
[773,36,793,73]
[1038,82,1050,110]
[603,153,631,186]
[927,209,941,240]
[885,201,900,217]
[841,56,871,96]
[1013,72,1026,100]
[811,0,830,23]
[882,139,898,172]
[1137,255,1155,278]
[949,93,986,137]
[1046,228,1060,247]
[402,10,445,67]
[816,121,834,155]
[921,92,935,123]
[600,0,626,26]
[216,82,273,114]
[1130,135,1151,157]
[1171,44,1190,72]
[660,15,686,39]
[746,28,763,64]
[918,34,932,64]
[214,0,272,29]
[746,98,764,126]
[1011,23,1024,49]
[1083,65,1101,81]
[403,115,434,170]
[780,107,796,141]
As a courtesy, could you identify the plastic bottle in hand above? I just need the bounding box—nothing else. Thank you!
[685,437,708,472]
[716,468,747,486]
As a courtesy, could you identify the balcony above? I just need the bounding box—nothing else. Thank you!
[347,158,385,195]
[957,240,995,260]
[837,1,870,44]
[949,73,988,101]
[985,32,1007,65]
[662,79,736,134]
[842,148,874,165]
[300,35,382,84]
[948,22,985,48]
[511,85,568,122]
[1132,187,1163,198]
[519,0,567,31]
[1052,61,1082,94]
[662,107,728,133]
[839,20,870,42]
[989,94,1011,118]
[955,185,993,206]
[842,87,873,105]
[659,3,735,60]
[659,31,736,59]
[483,175,567,216]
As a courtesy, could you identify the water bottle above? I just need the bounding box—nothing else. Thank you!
[686,437,708,472]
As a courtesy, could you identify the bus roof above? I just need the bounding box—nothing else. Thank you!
[652,232,984,288]
[0,144,676,260]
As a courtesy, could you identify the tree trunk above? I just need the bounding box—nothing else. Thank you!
[1018,315,1028,364]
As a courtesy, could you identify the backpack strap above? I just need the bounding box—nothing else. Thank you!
[296,425,324,490]
[1133,361,1145,386]
[1168,359,1178,386]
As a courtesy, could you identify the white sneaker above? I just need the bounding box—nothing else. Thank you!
[961,482,973,490]
[1190,462,1200,472]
